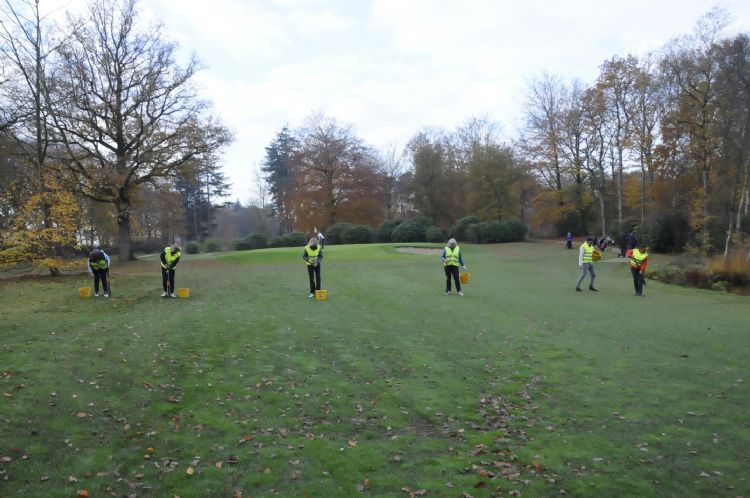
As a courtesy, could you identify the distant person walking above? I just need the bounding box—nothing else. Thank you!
[618,233,628,258]
[565,232,573,249]
[303,238,323,297]
[314,226,325,248]
[441,238,466,296]
[627,242,649,296]
[627,232,638,252]
[575,236,599,292]
[160,245,181,298]
[87,245,111,297]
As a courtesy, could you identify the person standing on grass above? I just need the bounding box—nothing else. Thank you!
[441,238,467,296]
[160,244,181,298]
[565,232,573,249]
[87,245,111,297]
[627,242,649,296]
[303,237,323,298]
[314,226,325,248]
[575,236,599,292]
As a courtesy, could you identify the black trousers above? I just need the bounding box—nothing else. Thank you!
[444,265,461,292]
[307,264,321,293]
[631,267,644,295]
[93,268,109,294]
[162,267,176,292]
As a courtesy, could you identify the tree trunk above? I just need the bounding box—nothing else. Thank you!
[116,200,133,261]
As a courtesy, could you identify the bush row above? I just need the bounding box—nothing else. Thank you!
[170,216,528,255]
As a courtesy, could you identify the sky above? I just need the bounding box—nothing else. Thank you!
[43,0,750,203]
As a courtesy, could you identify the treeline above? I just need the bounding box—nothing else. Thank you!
[0,0,230,272]
[3,3,749,274]
[261,8,750,257]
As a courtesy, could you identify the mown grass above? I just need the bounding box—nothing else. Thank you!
[0,241,748,497]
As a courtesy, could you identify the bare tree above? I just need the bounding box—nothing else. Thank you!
[49,0,231,260]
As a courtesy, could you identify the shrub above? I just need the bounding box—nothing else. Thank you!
[425,226,447,243]
[391,219,426,242]
[502,219,528,242]
[649,213,690,253]
[450,216,480,241]
[270,231,306,248]
[245,233,268,250]
[184,241,201,254]
[201,237,224,253]
[341,224,374,244]
[131,239,166,254]
[324,223,354,245]
[378,218,403,242]
[465,224,480,243]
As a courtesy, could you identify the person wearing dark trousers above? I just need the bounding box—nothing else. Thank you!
[618,233,628,258]
[87,245,111,297]
[565,232,573,249]
[441,238,466,296]
[303,238,323,297]
[160,245,181,298]
[627,243,649,296]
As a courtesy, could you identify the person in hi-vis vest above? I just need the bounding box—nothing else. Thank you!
[441,238,466,296]
[303,238,323,297]
[160,245,181,297]
[576,236,598,292]
[87,245,111,297]
[627,242,649,296]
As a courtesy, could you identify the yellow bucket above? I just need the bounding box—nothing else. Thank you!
[593,250,602,261]
[79,287,91,298]
[315,289,328,301]
[460,272,471,284]
[177,288,190,298]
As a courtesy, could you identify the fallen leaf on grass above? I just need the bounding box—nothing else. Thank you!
[532,460,543,471]
[77,490,89,498]
[76,412,87,418]
[215,461,223,469]
[348,439,358,448]
[147,447,156,454]
[474,481,487,488]
[40,476,49,481]
[186,467,195,476]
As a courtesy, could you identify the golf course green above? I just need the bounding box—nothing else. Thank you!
[0,241,748,497]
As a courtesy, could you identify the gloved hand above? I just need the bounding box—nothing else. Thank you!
[462,266,467,271]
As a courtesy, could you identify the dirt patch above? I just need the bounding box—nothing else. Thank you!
[395,247,443,256]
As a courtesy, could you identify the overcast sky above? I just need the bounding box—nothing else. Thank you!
[47,0,750,203]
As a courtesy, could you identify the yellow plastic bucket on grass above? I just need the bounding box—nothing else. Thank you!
[460,272,471,284]
[79,287,91,298]
[315,290,328,301]
[177,288,190,298]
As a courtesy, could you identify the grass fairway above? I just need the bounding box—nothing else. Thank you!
[1,241,748,497]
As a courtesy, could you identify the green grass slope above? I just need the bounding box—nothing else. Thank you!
[0,242,747,497]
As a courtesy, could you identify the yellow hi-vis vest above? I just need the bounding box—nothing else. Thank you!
[581,243,594,263]
[630,248,648,269]
[305,245,320,266]
[161,247,181,269]
[89,253,107,270]
[444,246,461,266]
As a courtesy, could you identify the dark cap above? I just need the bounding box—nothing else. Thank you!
[586,236,594,241]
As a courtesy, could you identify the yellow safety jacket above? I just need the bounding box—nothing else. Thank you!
[161,247,181,269]
[581,243,594,263]
[630,248,648,269]
[305,245,321,266]
[444,246,461,266]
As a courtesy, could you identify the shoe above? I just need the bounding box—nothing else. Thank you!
[445,291,451,296]
[104,293,110,298]
[309,293,314,298]
[161,292,168,297]
[458,291,464,296]
[170,293,176,298]
[575,287,582,292]
[589,286,598,291]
